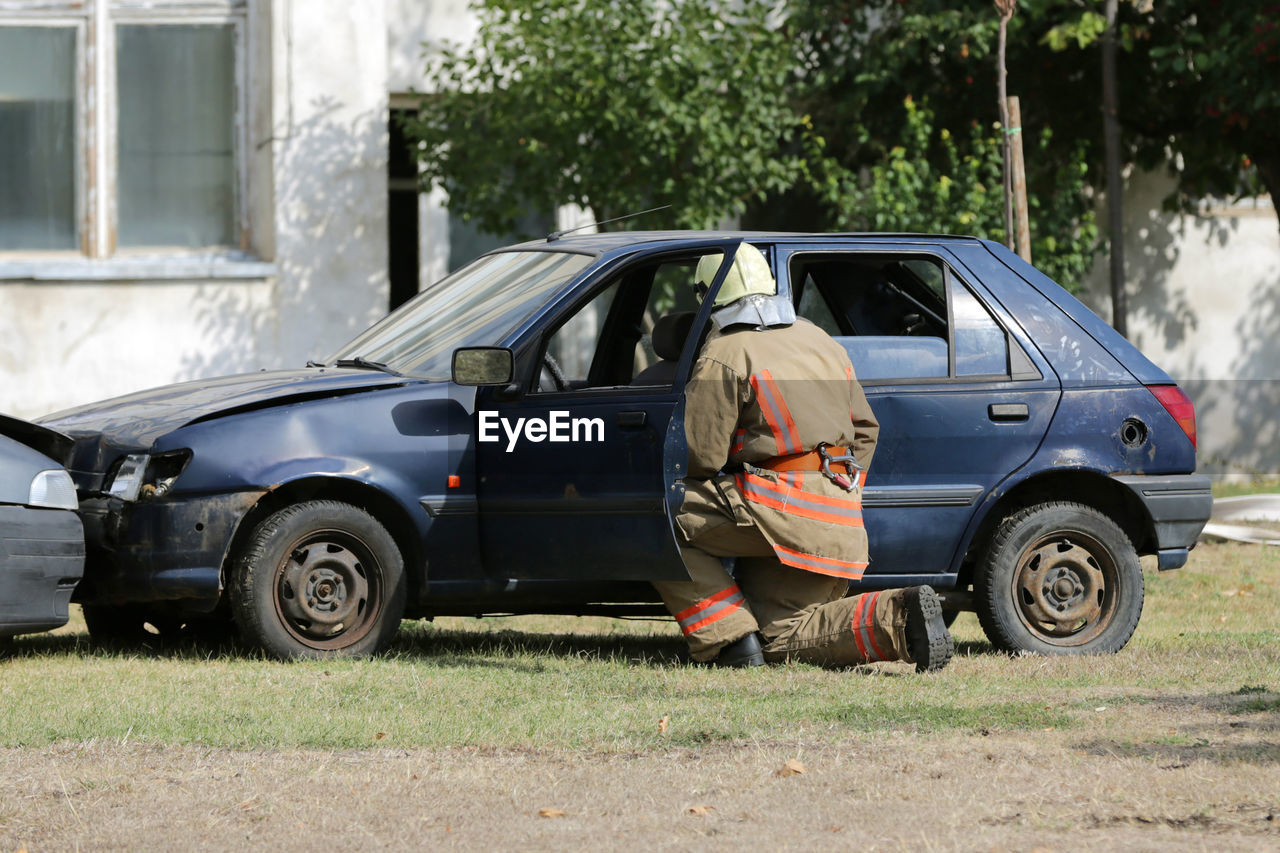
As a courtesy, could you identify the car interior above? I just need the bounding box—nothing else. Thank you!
[533,248,1015,392]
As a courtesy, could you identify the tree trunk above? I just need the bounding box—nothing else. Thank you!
[1252,149,1280,237]
[997,14,1015,251]
[1102,0,1127,338]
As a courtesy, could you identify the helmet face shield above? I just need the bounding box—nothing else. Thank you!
[694,245,775,308]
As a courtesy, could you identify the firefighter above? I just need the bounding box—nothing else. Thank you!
[653,243,954,671]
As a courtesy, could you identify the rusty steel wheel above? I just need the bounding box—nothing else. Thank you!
[231,501,405,660]
[273,533,382,648]
[974,502,1143,655]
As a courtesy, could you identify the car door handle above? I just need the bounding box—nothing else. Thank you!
[617,411,647,428]
[989,403,1029,422]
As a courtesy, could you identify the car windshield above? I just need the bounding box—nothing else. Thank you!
[329,250,596,379]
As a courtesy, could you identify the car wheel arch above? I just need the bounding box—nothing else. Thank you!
[953,468,1153,589]
[218,476,424,607]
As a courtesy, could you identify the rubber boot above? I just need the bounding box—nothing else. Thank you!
[713,632,765,667]
[902,586,954,672]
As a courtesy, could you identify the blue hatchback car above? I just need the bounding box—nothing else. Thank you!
[41,233,1211,659]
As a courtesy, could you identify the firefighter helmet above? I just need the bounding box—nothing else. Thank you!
[694,244,775,308]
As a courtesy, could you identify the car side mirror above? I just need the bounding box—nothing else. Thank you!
[452,347,514,386]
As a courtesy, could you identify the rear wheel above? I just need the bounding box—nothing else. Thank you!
[230,500,405,660]
[974,502,1143,655]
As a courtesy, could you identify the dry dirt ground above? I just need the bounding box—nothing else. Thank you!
[3,700,1277,852]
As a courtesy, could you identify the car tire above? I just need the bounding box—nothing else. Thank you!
[230,500,405,660]
[974,502,1143,655]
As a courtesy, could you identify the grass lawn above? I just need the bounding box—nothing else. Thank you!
[1211,477,1280,499]
[2,541,1278,851]
[1,542,1277,753]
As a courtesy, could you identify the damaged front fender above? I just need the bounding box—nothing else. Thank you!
[75,490,264,610]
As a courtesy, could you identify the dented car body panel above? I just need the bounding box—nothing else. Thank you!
[40,232,1209,623]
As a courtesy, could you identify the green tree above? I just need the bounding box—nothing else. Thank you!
[785,0,1278,233]
[1047,0,1279,221]
[406,0,825,234]
[831,97,1097,288]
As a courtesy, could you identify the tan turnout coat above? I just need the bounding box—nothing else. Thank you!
[677,318,880,579]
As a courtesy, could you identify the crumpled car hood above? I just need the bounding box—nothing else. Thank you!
[41,368,410,452]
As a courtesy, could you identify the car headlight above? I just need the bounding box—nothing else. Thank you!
[29,469,79,510]
[105,451,192,502]
[106,454,150,501]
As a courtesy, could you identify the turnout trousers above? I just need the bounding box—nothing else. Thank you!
[653,480,918,666]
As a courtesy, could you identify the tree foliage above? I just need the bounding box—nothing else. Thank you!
[832,97,1097,287]
[786,0,1278,231]
[408,0,1274,290]
[406,0,823,234]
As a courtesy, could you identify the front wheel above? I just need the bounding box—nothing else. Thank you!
[974,502,1143,655]
[230,500,406,660]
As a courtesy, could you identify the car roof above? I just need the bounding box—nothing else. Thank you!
[504,230,989,255]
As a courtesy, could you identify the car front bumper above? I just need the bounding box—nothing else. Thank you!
[1113,473,1213,570]
[74,490,262,610]
[0,505,85,635]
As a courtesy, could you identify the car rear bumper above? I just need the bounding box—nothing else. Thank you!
[0,505,85,635]
[1113,473,1213,569]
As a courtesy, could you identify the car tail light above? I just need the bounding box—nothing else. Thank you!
[1147,384,1196,449]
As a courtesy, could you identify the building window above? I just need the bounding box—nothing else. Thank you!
[0,2,248,259]
[0,26,78,251]
[117,24,237,248]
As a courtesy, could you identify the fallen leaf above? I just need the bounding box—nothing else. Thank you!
[658,715,670,734]
[777,759,806,777]
[539,808,567,819]
[374,732,386,740]
[688,805,715,816]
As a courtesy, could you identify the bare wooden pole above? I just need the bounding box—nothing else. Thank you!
[1007,95,1032,262]
[1102,0,1128,337]
[996,2,1016,251]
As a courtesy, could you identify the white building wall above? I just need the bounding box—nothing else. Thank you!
[0,0,390,421]
[1078,171,1280,479]
[269,0,389,368]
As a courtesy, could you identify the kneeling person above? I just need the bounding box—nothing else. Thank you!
[654,244,953,672]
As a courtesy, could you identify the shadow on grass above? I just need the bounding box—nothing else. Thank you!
[0,624,692,669]
[1,624,1005,674]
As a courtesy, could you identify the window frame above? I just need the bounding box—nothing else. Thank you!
[0,1,251,265]
[785,248,1029,387]
[524,246,733,398]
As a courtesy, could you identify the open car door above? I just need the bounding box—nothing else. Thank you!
[473,241,745,583]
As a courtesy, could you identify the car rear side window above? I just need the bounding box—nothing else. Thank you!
[951,274,1009,376]
[790,251,1012,383]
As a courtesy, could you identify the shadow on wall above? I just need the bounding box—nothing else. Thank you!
[1191,273,1280,480]
[179,95,388,381]
[1123,206,1211,359]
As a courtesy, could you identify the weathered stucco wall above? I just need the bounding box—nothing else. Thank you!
[0,278,277,418]
[269,0,390,370]
[1079,171,1280,479]
[0,0,389,421]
